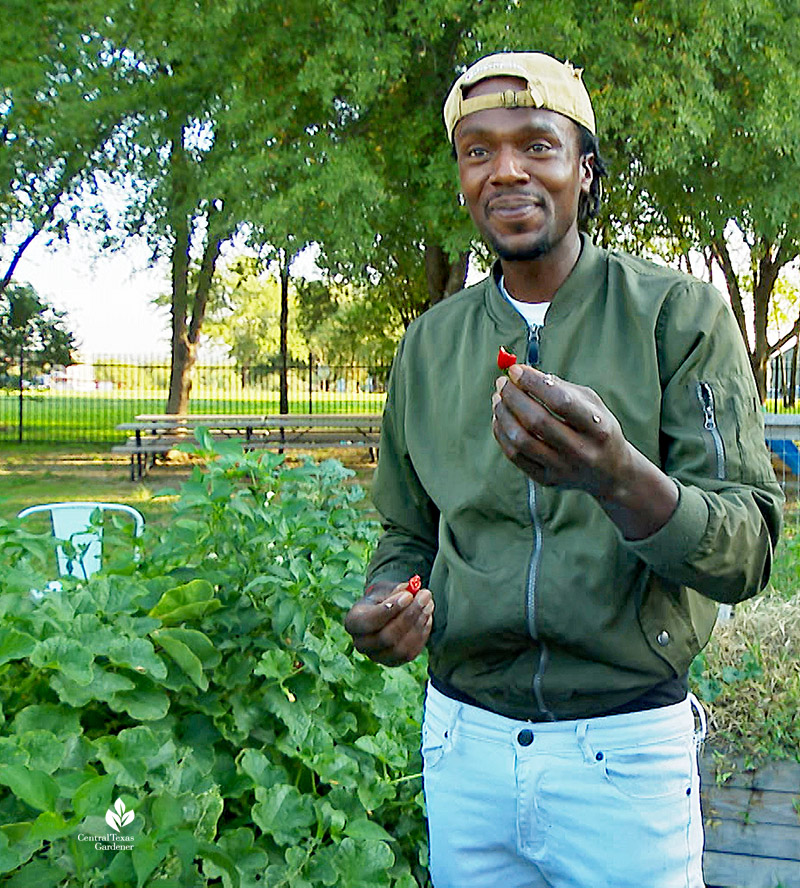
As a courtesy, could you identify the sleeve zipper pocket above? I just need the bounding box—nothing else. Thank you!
[697,381,726,480]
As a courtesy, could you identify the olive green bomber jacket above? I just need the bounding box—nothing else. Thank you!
[366,236,784,721]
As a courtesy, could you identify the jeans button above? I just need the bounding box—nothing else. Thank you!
[517,728,534,746]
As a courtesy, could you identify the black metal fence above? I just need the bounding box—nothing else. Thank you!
[0,356,390,444]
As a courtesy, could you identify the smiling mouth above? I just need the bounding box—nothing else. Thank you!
[486,196,545,217]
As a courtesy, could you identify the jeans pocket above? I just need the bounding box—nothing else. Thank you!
[602,735,693,800]
[421,715,451,772]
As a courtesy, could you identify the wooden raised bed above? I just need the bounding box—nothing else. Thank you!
[701,751,800,888]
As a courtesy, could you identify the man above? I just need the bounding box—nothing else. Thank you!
[345,51,783,887]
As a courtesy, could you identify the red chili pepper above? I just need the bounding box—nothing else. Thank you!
[408,574,422,595]
[497,346,517,370]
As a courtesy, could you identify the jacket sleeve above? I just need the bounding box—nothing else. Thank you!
[365,337,440,588]
[623,281,784,604]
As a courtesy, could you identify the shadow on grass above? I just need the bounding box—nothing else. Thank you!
[0,442,378,524]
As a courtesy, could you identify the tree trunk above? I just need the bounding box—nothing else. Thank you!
[424,244,469,306]
[164,117,225,415]
[166,197,192,415]
[165,221,224,415]
[751,239,784,403]
[710,232,790,402]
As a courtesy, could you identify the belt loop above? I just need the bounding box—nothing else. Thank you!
[576,720,596,764]
[687,692,708,747]
[442,696,461,752]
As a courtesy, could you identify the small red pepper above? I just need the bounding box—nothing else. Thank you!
[407,574,422,595]
[497,346,517,371]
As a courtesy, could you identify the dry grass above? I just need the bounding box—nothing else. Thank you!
[696,592,800,763]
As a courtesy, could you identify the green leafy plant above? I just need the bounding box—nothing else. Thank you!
[0,433,430,886]
[690,592,800,764]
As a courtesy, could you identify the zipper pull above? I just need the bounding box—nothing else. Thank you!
[527,325,541,366]
[699,382,716,430]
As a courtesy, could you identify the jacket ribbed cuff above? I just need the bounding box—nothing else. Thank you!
[622,480,708,571]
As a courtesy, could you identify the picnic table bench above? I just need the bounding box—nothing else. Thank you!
[112,413,382,480]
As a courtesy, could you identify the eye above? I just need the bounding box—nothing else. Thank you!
[527,141,552,154]
[466,145,488,159]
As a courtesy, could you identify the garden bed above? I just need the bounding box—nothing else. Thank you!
[693,592,800,888]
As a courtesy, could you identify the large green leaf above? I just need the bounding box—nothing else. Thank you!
[15,731,66,774]
[0,765,59,812]
[50,668,135,707]
[3,858,69,887]
[0,627,36,665]
[251,784,315,846]
[30,637,93,685]
[148,580,221,625]
[109,685,170,722]
[152,628,207,690]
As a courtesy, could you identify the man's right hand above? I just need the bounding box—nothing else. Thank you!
[344,580,434,666]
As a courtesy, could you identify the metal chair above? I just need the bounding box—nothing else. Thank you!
[16,502,145,580]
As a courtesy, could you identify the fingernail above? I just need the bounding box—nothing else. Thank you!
[423,601,434,615]
[495,376,508,393]
[508,365,523,383]
[491,393,501,410]
[397,591,413,607]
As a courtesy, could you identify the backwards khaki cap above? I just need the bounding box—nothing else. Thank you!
[443,51,595,143]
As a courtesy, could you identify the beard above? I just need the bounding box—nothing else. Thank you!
[492,234,553,262]
[484,224,554,262]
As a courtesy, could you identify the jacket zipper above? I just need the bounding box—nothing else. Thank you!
[524,323,556,720]
[697,382,726,480]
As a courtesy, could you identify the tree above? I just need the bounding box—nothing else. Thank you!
[0,282,76,441]
[0,0,135,296]
[203,255,308,385]
[0,283,75,372]
[295,278,404,366]
[583,0,800,399]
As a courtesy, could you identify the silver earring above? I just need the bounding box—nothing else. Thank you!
[457,193,466,206]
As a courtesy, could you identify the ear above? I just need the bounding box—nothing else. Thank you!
[579,153,595,195]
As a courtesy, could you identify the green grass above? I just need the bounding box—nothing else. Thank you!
[0,443,182,525]
[0,390,387,444]
[0,441,378,525]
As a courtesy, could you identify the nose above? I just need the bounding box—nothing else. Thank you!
[490,144,529,185]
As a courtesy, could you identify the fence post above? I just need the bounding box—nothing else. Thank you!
[17,342,24,443]
[308,351,313,414]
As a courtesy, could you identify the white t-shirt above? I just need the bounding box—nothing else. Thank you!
[498,276,549,328]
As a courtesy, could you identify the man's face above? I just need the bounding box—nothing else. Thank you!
[453,76,594,262]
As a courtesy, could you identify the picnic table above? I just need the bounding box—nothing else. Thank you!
[112,413,383,480]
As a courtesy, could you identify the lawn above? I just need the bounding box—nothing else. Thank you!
[0,441,379,524]
[0,389,388,444]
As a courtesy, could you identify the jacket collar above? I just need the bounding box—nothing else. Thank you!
[484,233,607,331]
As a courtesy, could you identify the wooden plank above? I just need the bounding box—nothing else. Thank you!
[132,413,382,425]
[703,817,800,860]
[702,784,800,828]
[701,754,800,793]
[703,850,800,888]
[133,414,268,423]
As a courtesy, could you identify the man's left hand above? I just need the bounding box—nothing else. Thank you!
[491,363,679,540]
[492,363,631,497]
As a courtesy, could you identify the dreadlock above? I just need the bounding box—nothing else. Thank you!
[576,123,608,226]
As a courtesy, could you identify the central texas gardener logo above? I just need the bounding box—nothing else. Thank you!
[105,798,135,833]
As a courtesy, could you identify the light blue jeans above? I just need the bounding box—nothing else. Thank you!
[422,682,707,888]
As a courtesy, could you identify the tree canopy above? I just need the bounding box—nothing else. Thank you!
[0,282,76,375]
[2,0,799,404]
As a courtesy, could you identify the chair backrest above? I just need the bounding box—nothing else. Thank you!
[16,502,145,580]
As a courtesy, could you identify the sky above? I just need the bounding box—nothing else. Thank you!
[14,231,173,359]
